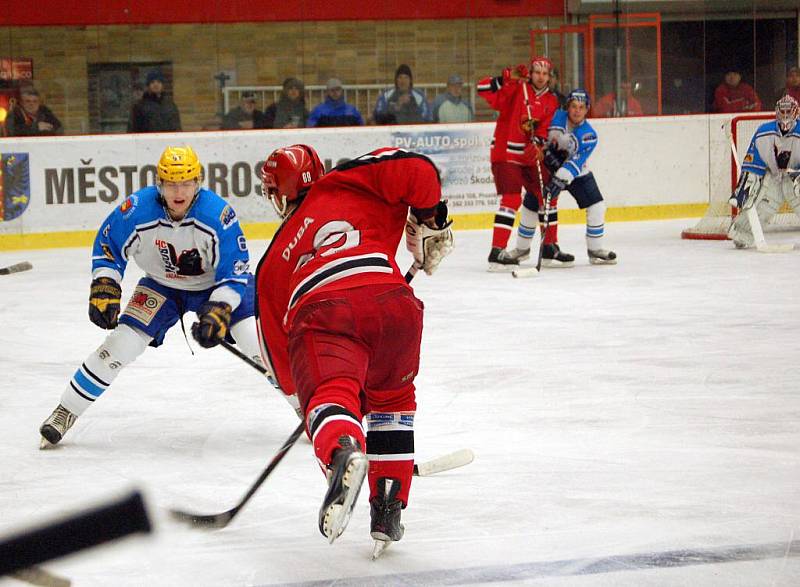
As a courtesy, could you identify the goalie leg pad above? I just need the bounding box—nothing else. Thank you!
[729,172,763,210]
[60,324,151,415]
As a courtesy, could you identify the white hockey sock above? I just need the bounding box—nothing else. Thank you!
[585,201,606,251]
[515,204,538,251]
[230,316,264,368]
[60,324,151,416]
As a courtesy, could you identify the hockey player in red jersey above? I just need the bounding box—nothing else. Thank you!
[477,56,573,271]
[255,145,453,555]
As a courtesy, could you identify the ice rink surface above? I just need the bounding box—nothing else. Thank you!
[1,218,799,586]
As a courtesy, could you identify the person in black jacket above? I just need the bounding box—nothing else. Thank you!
[6,87,63,136]
[128,71,182,133]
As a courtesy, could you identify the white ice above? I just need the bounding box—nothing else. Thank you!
[1,219,799,586]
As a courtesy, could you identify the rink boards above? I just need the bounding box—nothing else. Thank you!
[0,114,747,249]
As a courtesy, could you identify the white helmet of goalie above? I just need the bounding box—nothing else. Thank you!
[775,94,799,133]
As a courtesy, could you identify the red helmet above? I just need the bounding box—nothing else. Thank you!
[261,144,324,218]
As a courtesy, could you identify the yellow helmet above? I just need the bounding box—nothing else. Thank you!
[157,146,201,183]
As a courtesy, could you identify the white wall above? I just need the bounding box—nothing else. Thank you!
[0,113,744,237]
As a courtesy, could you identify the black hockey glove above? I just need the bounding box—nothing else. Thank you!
[544,175,568,201]
[191,301,232,348]
[543,147,568,174]
[88,277,121,330]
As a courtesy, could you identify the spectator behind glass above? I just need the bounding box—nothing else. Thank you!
[432,74,473,123]
[6,87,63,136]
[307,78,364,127]
[262,78,308,129]
[712,70,761,113]
[373,64,431,125]
[780,66,800,104]
[592,82,643,118]
[549,68,567,109]
[222,91,263,130]
[128,71,182,133]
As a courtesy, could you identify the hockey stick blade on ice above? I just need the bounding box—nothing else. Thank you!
[0,261,32,275]
[413,448,474,476]
[170,422,305,529]
[511,266,540,279]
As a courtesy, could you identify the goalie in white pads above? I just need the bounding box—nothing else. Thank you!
[728,95,800,249]
[511,89,617,265]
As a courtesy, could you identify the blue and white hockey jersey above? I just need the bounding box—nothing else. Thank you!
[741,120,800,177]
[547,109,599,183]
[91,186,250,309]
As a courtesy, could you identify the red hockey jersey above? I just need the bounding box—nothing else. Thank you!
[477,72,559,165]
[255,148,442,394]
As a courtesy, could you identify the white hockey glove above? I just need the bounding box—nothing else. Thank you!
[728,171,762,210]
[405,201,454,276]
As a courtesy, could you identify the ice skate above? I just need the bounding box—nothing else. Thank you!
[318,435,368,544]
[541,243,575,268]
[39,404,77,449]
[370,477,405,560]
[588,248,617,265]
[487,247,520,272]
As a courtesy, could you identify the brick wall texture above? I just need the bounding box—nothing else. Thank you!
[0,16,563,134]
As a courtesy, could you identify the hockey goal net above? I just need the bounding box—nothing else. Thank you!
[682,113,800,239]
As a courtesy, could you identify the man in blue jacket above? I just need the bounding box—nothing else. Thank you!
[307,78,365,127]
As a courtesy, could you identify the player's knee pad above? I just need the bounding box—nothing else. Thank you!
[586,200,606,226]
[87,324,150,376]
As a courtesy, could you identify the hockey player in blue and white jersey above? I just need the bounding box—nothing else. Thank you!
[728,94,800,249]
[39,146,295,448]
[509,89,617,265]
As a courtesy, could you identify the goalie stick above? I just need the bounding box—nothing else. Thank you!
[0,261,33,275]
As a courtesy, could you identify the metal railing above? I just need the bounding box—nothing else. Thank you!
[222,83,477,123]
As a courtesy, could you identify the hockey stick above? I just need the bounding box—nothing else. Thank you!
[170,421,305,529]
[413,448,474,476]
[11,566,71,587]
[171,263,431,530]
[0,261,32,275]
[512,83,550,278]
[0,491,150,577]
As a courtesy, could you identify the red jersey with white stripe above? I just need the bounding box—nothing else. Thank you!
[477,73,559,165]
[255,148,442,394]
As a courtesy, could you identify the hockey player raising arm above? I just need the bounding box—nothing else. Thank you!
[477,57,573,271]
[255,145,453,554]
[39,146,296,449]
[510,89,617,265]
[728,95,800,249]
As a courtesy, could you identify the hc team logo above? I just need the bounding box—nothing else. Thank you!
[0,153,31,221]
